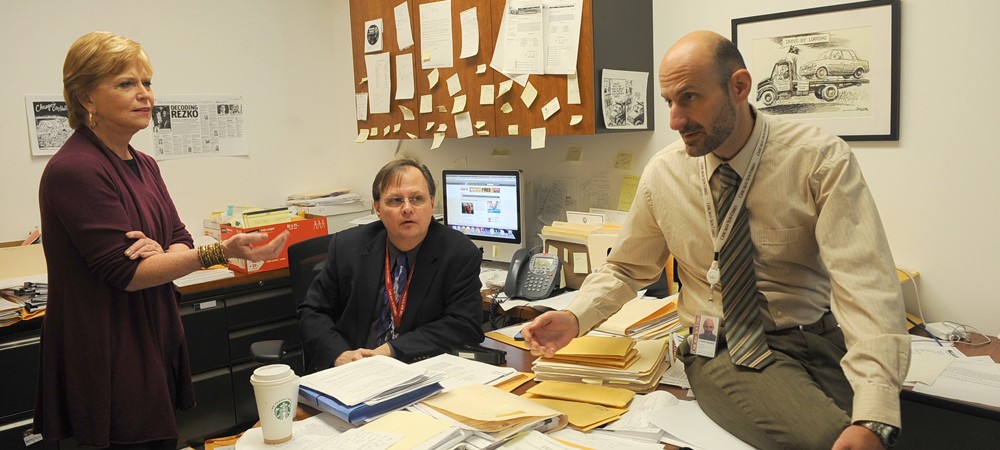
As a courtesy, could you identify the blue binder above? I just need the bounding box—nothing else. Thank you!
[298,382,443,424]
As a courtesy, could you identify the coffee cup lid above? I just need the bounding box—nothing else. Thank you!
[253,364,292,382]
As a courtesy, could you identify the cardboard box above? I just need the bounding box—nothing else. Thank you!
[219,215,329,274]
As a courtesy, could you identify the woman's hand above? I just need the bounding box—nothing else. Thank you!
[124,231,164,260]
[221,230,291,262]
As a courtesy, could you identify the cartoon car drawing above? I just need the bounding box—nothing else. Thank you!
[800,49,870,79]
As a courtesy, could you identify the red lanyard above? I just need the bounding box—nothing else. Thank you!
[384,244,416,329]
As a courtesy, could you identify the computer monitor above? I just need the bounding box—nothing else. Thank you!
[441,169,525,263]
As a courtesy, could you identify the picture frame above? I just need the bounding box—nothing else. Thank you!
[732,0,900,141]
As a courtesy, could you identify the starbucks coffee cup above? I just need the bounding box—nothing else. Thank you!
[250,364,299,444]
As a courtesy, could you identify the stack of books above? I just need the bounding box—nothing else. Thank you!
[532,336,671,393]
[298,355,444,424]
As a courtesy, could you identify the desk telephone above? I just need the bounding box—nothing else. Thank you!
[503,248,561,300]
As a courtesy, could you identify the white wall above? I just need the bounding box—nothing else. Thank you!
[2,1,997,335]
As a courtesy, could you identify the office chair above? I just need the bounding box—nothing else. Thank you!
[249,233,333,364]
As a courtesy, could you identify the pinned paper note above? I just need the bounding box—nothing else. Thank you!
[614,152,634,170]
[395,53,415,100]
[459,7,479,59]
[497,80,513,98]
[447,73,462,96]
[420,94,432,114]
[399,105,415,121]
[393,123,401,133]
[437,105,448,113]
[359,77,367,85]
[437,123,448,132]
[426,121,436,131]
[476,64,487,74]
[477,130,489,136]
[508,124,519,135]
[428,69,439,89]
[455,111,473,139]
[567,73,581,105]
[406,132,417,139]
[567,145,582,161]
[383,125,390,136]
[570,115,583,126]
[355,128,370,143]
[480,85,495,105]
[431,132,445,149]
[474,120,486,129]
[370,127,378,137]
[500,102,513,114]
[531,127,546,149]
[541,97,561,121]
[394,2,414,50]
[521,82,538,108]
[452,94,467,114]
[422,51,431,62]
[356,93,368,121]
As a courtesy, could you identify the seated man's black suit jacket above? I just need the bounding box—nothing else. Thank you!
[297,220,484,372]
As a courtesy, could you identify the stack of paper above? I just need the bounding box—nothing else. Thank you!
[593,296,682,340]
[286,189,360,207]
[298,355,444,424]
[360,410,468,450]
[532,338,671,393]
[410,384,567,443]
[409,353,520,391]
[522,381,634,431]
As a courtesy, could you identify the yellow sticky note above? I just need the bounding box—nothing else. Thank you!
[406,132,417,139]
[521,81,538,108]
[420,94,433,114]
[615,152,634,170]
[425,121,436,131]
[393,123,401,133]
[476,130,490,136]
[447,73,462,96]
[531,127,546,149]
[508,124,518,135]
[474,120,486,129]
[480,84,495,105]
[428,68,439,89]
[570,115,583,126]
[399,104,415,120]
[370,127,378,137]
[431,132,445,149]
[572,253,589,274]
[383,125,390,136]
[355,128,370,143]
[452,94,467,114]
[497,80,513,98]
[566,145,582,161]
[437,123,448,132]
[476,63,487,74]
[500,102,513,114]
[617,175,641,211]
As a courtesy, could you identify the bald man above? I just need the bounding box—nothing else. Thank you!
[522,31,908,449]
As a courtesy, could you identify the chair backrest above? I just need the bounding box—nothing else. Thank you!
[287,233,334,307]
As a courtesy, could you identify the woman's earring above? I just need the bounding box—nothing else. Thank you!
[89,112,96,129]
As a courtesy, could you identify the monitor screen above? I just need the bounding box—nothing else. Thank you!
[441,169,525,262]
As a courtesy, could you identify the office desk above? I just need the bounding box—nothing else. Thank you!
[897,332,1000,448]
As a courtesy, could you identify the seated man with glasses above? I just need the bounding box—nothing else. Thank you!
[298,158,485,370]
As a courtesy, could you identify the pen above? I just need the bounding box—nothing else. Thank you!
[907,317,943,347]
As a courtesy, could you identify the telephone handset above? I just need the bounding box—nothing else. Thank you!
[503,247,562,300]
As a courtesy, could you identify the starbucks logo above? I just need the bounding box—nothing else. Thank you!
[272,398,293,420]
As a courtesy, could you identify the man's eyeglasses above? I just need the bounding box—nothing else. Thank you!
[381,195,429,208]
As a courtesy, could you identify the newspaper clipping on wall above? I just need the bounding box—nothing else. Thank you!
[601,69,649,130]
[152,95,249,160]
[24,95,72,156]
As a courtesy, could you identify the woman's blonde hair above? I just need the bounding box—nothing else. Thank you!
[63,31,152,129]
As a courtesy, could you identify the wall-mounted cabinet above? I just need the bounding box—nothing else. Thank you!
[349,0,654,141]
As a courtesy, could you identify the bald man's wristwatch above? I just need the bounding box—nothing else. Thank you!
[855,421,899,448]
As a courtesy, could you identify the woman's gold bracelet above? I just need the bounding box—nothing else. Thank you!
[197,242,228,269]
